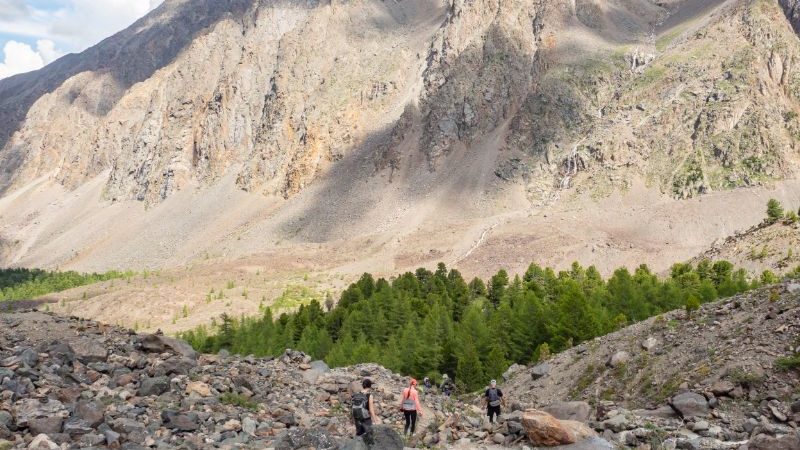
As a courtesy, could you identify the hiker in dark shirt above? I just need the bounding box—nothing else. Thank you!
[482,379,506,424]
[351,378,380,436]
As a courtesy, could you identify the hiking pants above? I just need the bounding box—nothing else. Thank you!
[487,405,501,423]
[403,410,417,435]
[355,418,372,436]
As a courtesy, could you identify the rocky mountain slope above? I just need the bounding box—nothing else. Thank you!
[1,0,800,278]
[504,281,800,449]
[694,216,800,276]
[1,282,799,449]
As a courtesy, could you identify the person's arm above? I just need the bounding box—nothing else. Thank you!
[368,394,381,424]
[482,389,488,407]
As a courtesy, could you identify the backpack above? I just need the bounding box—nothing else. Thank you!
[487,388,501,407]
[402,389,416,411]
[352,392,371,420]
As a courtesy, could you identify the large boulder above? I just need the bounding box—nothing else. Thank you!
[139,334,198,359]
[748,431,800,450]
[670,392,710,418]
[14,398,67,428]
[521,410,596,446]
[67,337,107,363]
[531,362,551,380]
[543,401,592,422]
[301,360,330,384]
[341,426,404,450]
[273,428,339,450]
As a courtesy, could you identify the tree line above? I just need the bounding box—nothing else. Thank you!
[181,260,778,392]
[0,268,130,302]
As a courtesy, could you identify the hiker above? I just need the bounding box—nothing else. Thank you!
[440,374,455,397]
[351,378,380,436]
[399,378,423,436]
[423,377,433,395]
[482,379,506,424]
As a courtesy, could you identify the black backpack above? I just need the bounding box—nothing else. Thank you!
[487,388,501,407]
[352,392,370,420]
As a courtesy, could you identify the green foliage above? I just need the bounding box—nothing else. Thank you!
[219,393,258,410]
[766,198,784,222]
[182,261,755,392]
[775,354,800,372]
[0,268,131,302]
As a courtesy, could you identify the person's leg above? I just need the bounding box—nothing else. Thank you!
[487,408,493,424]
[356,419,365,436]
[410,411,417,434]
[404,411,411,435]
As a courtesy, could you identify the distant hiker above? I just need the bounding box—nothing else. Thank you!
[399,378,423,436]
[423,377,432,394]
[440,374,455,397]
[482,379,505,424]
[352,378,380,436]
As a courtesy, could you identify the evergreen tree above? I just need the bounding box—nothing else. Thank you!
[767,198,784,222]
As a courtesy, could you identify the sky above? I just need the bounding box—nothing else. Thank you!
[0,0,164,79]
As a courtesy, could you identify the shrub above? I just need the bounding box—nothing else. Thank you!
[685,295,701,319]
[767,199,784,222]
[775,354,800,372]
[219,393,258,410]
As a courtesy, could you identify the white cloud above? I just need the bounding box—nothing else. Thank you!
[0,39,64,78]
[49,0,164,49]
[0,0,164,79]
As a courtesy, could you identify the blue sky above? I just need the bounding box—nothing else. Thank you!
[0,0,163,78]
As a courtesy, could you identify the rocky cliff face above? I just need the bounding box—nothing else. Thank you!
[0,0,449,204]
[4,0,800,207]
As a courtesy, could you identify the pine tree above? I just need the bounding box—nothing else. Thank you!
[767,198,784,222]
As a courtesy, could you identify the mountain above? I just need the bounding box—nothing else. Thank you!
[0,0,799,298]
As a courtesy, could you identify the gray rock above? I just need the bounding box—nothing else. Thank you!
[164,413,199,431]
[139,334,198,359]
[543,401,592,422]
[748,431,800,450]
[671,392,710,418]
[602,414,629,432]
[531,362,551,380]
[68,337,108,363]
[111,418,145,434]
[710,380,735,396]
[0,410,12,428]
[242,417,257,436]
[607,351,631,368]
[360,425,404,449]
[28,417,63,435]
[74,400,105,427]
[641,337,658,351]
[302,360,330,384]
[502,363,524,382]
[14,398,66,427]
[20,348,38,367]
[547,437,615,450]
[62,418,93,436]
[27,434,59,450]
[632,406,678,418]
[274,428,339,450]
[138,376,169,396]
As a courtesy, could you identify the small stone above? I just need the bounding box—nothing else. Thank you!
[28,434,58,450]
[138,376,169,396]
[607,351,630,368]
